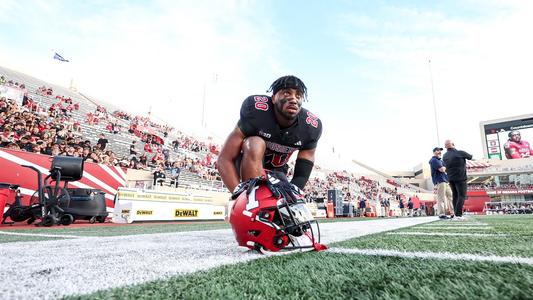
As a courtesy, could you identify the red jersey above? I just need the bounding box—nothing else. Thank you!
[504,140,533,159]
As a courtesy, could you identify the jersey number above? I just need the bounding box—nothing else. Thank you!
[306,111,318,128]
[254,96,269,111]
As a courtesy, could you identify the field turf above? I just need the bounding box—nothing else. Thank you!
[2,215,532,299]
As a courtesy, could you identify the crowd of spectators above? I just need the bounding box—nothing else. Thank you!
[468,182,533,191]
[0,97,123,166]
[8,72,525,211]
[3,70,423,200]
[304,170,419,215]
[485,201,533,214]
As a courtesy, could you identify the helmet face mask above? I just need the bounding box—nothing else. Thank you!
[230,184,321,253]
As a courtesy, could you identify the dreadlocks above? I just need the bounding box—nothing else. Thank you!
[267,75,308,101]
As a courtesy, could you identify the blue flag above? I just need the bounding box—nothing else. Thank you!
[53,53,69,62]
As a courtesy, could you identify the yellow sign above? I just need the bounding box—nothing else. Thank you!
[175,209,199,218]
[136,210,153,215]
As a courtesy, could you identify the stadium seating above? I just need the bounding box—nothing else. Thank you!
[0,65,426,205]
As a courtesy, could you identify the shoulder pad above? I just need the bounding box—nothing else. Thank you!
[243,95,272,113]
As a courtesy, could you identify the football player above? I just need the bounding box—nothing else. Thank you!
[217,75,322,194]
[504,130,533,159]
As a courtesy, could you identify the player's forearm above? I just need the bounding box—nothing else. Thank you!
[217,157,240,192]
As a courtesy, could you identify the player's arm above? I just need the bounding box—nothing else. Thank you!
[217,126,245,192]
[507,147,521,159]
[291,148,316,190]
[504,142,520,159]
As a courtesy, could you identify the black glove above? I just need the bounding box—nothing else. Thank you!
[265,171,304,204]
[230,176,266,200]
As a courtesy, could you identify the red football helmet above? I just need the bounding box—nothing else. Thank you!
[229,182,323,253]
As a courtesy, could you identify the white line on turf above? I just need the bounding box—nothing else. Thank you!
[328,247,533,266]
[0,217,437,300]
[415,226,492,230]
[424,223,488,226]
[0,231,82,239]
[423,222,489,225]
[387,232,505,237]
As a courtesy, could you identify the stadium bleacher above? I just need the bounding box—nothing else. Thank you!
[1,65,425,209]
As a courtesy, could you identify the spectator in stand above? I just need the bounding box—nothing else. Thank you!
[139,153,148,166]
[32,142,43,154]
[19,136,33,152]
[172,139,179,152]
[144,142,152,153]
[151,149,165,165]
[169,162,181,188]
[82,147,91,160]
[153,165,166,186]
[429,147,453,219]
[106,122,114,133]
[130,141,138,157]
[162,148,170,161]
[443,139,473,221]
[97,133,109,150]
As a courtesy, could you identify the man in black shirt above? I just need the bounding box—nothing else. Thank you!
[217,75,322,193]
[153,165,166,186]
[443,139,473,220]
[97,133,109,151]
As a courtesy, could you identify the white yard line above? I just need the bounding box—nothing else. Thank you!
[424,223,489,226]
[328,247,533,266]
[388,232,505,237]
[0,231,81,239]
[415,226,492,230]
[0,217,436,300]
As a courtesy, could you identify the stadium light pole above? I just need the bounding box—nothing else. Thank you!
[428,59,441,145]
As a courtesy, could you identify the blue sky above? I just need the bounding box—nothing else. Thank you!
[1,0,532,172]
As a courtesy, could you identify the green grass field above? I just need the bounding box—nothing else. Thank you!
[3,215,533,299]
[63,215,533,300]
[67,253,533,300]
[337,215,533,257]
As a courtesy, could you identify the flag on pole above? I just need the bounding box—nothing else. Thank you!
[53,53,69,62]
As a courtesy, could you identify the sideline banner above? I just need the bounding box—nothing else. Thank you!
[113,187,226,223]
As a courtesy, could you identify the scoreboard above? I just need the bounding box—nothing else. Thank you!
[480,114,533,160]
